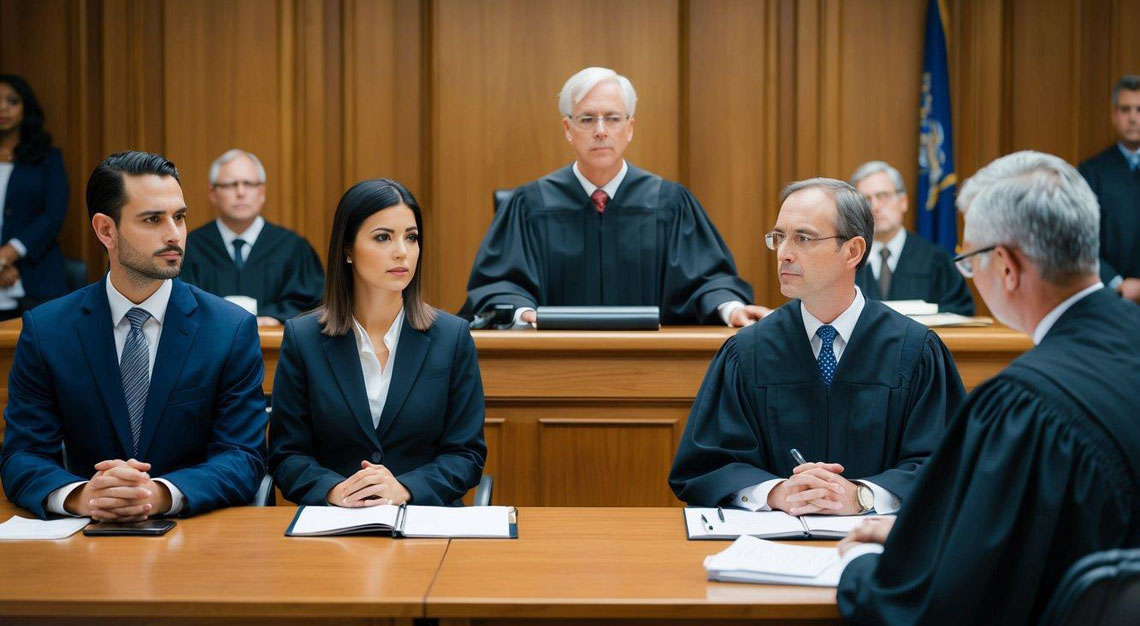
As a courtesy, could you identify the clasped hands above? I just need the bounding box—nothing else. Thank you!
[64,458,173,521]
[326,460,411,507]
[766,461,862,516]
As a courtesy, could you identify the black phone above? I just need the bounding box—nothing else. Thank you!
[83,520,176,536]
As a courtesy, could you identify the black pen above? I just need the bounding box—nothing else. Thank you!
[790,448,808,466]
[716,506,726,522]
[699,513,714,532]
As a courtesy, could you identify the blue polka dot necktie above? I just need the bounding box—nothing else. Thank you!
[816,324,838,387]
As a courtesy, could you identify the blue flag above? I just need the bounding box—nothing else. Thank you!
[918,0,957,253]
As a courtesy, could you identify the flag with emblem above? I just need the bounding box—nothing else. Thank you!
[918,0,957,253]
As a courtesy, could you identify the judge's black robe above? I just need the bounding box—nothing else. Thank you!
[461,164,754,324]
[1078,146,1140,282]
[182,221,325,322]
[856,231,975,315]
[669,298,966,506]
[838,287,1140,625]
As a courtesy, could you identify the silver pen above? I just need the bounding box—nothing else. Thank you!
[790,448,808,466]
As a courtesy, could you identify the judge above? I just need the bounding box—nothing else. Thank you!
[669,178,965,516]
[462,66,764,326]
[182,149,324,325]
[1078,75,1140,303]
[849,160,974,314]
[837,151,1140,625]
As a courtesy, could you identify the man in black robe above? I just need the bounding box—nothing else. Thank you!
[669,178,965,516]
[462,67,763,326]
[837,151,1140,625]
[182,149,323,325]
[1078,74,1140,303]
[850,160,973,315]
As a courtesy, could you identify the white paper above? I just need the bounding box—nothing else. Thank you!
[684,508,804,538]
[290,504,400,535]
[0,515,90,540]
[908,313,993,327]
[704,535,839,578]
[883,300,938,315]
[224,295,258,316]
[800,515,867,536]
[402,505,514,538]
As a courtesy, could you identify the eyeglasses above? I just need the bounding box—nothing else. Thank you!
[213,180,264,192]
[861,190,898,206]
[952,245,997,278]
[764,231,848,251]
[567,114,629,131]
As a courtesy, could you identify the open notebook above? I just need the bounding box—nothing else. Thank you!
[684,507,876,540]
[286,504,517,538]
[704,535,871,587]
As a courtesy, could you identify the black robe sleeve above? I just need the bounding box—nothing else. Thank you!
[838,377,1135,625]
[462,189,544,316]
[662,184,755,323]
[256,237,325,322]
[668,336,778,505]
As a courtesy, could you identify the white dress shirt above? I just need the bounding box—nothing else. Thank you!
[0,162,27,310]
[515,160,745,326]
[352,309,404,429]
[215,216,265,262]
[867,229,906,282]
[1032,282,1104,345]
[47,276,185,516]
[731,287,901,514]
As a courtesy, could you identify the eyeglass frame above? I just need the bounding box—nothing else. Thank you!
[212,180,265,192]
[861,190,900,206]
[952,245,997,278]
[763,230,850,251]
[566,113,631,131]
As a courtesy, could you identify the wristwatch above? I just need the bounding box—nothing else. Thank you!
[855,482,874,514]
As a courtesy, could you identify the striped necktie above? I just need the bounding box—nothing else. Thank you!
[120,307,152,455]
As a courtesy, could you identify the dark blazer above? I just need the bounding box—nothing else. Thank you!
[3,147,69,303]
[1078,145,1140,283]
[268,310,486,506]
[0,277,268,518]
[856,230,975,315]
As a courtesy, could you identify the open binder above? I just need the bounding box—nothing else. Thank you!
[684,507,877,540]
[286,504,518,538]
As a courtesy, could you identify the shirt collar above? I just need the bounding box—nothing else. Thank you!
[105,274,173,327]
[352,308,405,357]
[1032,282,1103,345]
[871,228,907,261]
[572,160,628,200]
[1118,142,1140,165]
[215,215,266,248]
[801,286,866,345]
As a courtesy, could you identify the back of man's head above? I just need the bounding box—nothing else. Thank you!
[957,150,1099,285]
[87,151,181,224]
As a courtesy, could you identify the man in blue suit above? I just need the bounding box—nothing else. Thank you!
[0,151,268,520]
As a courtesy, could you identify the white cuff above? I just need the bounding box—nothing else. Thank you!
[717,301,746,326]
[7,239,26,258]
[46,481,88,516]
[858,480,902,514]
[155,478,184,515]
[513,306,536,326]
[1108,275,1124,291]
[839,542,885,573]
[732,479,783,511]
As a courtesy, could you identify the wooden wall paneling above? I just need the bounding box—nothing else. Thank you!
[1007,0,1076,158]
[1075,0,1115,163]
[1115,0,1140,81]
[686,0,774,309]
[431,0,681,314]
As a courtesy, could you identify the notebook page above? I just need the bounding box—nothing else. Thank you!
[684,508,806,538]
[0,516,90,540]
[402,505,514,537]
[703,535,839,578]
[290,504,399,535]
[801,515,869,536]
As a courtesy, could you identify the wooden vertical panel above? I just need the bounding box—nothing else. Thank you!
[1115,0,1140,79]
[953,0,1005,180]
[1075,0,1115,163]
[686,0,772,307]
[431,0,681,314]
[1007,0,1075,158]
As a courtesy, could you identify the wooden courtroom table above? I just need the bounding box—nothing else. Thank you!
[0,493,840,624]
[0,320,1033,507]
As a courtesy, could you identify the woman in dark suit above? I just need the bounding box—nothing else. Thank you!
[269,179,486,506]
[0,74,69,320]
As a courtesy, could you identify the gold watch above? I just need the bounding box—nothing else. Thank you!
[855,482,874,514]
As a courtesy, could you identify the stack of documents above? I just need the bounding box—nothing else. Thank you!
[0,515,89,540]
[683,508,871,540]
[704,535,867,587]
[286,504,517,538]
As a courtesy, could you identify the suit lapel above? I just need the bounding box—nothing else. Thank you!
[76,279,134,457]
[376,325,429,439]
[322,332,384,451]
[136,280,200,458]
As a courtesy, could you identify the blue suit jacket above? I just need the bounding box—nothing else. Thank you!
[0,277,268,518]
[3,147,69,301]
[268,310,486,506]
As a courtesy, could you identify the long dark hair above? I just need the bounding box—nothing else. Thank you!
[0,74,53,164]
[320,178,436,335]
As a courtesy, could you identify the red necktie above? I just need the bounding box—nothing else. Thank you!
[591,189,609,214]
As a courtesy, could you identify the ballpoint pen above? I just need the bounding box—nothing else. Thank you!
[699,513,714,532]
[716,506,725,522]
[790,448,808,466]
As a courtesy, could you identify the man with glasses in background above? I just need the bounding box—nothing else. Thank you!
[182,149,323,326]
[670,178,964,514]
[850,160,973,314]
[462,66,765,326]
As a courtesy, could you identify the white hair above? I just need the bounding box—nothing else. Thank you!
[957,150,1100,283]
[208,149,267,186]
[850,160,907,194]
[557,67,637,117]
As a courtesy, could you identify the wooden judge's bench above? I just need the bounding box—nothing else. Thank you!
[0,320,1032,507]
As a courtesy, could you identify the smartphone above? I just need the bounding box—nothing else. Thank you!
[83,520,176,536]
